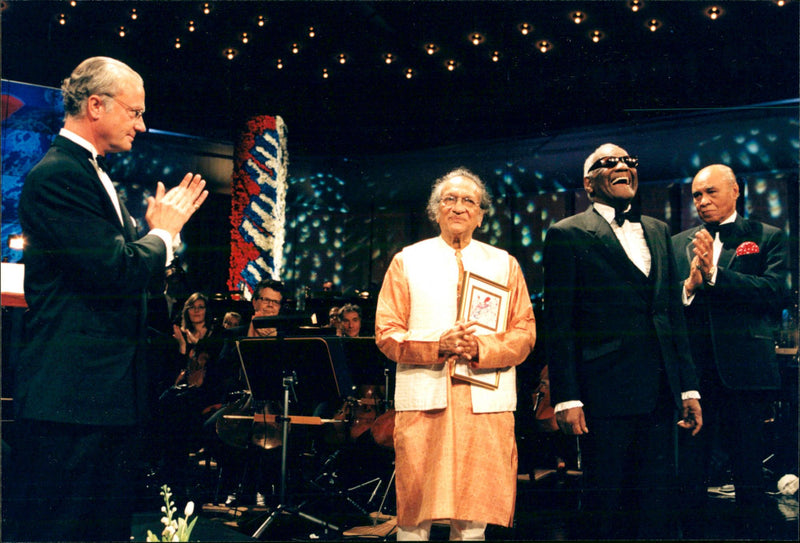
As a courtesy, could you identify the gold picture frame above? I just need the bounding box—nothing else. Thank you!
[458,271,510,333]
[450,271,510,389]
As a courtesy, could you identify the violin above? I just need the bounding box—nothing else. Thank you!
[173,325,213,388]
[174,348,208,388]
[329,385,386,443]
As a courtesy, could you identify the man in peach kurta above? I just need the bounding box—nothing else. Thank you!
[376,168,536,541]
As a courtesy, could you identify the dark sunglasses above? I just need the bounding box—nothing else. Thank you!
[587,155,639,172]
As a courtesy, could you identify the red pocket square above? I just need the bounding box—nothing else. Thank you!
[736,241,760,256]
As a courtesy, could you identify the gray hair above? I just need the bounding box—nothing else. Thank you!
[583,143,628,177]
[339,303,362,319]
[61,57,143,118]
[425,167,491,223]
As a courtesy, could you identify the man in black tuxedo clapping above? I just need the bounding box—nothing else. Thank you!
[672,164,789,538]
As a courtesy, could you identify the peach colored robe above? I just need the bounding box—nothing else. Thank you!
[376,237,535,527]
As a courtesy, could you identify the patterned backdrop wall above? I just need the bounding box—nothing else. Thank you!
[227,115,289,299]
[279,105,798,304]
[3,80,796,312]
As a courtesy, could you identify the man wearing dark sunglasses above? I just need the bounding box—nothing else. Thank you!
[542,143,702,539]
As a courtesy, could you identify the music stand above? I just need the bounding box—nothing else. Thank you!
[234,337,346,537]
[250,314,314,335]
[340,337,395,402]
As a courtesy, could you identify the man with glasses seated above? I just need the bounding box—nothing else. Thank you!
[542,143,703,539]
[211,278,286,507]
[247,278,285,337]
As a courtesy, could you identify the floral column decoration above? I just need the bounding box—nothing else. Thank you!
[228,115,288,299]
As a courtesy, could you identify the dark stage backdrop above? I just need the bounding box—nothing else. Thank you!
[281,101,798,308]
[2,80,797,319]
[1,79,234,294]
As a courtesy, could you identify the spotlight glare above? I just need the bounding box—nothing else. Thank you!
[8,235,24,250]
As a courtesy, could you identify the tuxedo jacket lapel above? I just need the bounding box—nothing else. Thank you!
[119,201,138,241]
[585,208,649,285]
[55,137,128,237]
[718,245,736,269]
[719,215,751,270]
[641,217,667,301]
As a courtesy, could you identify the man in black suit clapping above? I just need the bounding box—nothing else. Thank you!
[5,57,208,541]
[542,143,702,539]
[672,164,789,538]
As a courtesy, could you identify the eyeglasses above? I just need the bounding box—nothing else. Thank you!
[587,155,638,173]
[255,296,282,307]
[440,195,480,209]
[103,94,145,120]
[188,305,206,311]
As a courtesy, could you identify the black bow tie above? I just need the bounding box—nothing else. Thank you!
[614,209,640,226]
[704,222,735,241]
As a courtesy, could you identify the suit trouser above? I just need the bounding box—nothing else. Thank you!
[2,419,137,542]
[579,391,679,539]
[678,378,773,538]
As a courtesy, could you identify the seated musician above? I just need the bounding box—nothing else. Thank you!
[328,306,341,335]
[156,292,225,494]
[172,292,221,387]
[213,278,287,508]
[339,303,363,338]
[247,278,284,337]
[222,311,242,329]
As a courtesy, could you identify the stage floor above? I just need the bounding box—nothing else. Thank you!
[132,467,798,541]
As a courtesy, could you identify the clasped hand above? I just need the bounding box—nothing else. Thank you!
[439,320,479,365]
[685,229,715,295]
[145,173,208,238]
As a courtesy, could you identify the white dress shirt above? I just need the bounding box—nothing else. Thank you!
[682,211,738,304]
[59,128,176,265]
[594,201,651,276]
[554,202,699,414]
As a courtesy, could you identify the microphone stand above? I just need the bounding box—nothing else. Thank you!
[252,372,339,538]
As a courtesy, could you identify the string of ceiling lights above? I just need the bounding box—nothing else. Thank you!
[48,0,791,81]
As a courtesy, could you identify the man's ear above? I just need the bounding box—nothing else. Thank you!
[583,175,593,196]
[86,95,105,120]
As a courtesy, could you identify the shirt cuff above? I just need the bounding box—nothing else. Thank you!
[148,229,179,267]
[554,400,583,413]
[707,266,718,286]
[681,390,701,400]
[682,285,695,306]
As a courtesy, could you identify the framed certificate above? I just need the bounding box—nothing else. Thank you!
[450,271,510,389]
[450,361,501,389]
[457,271,510,333]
